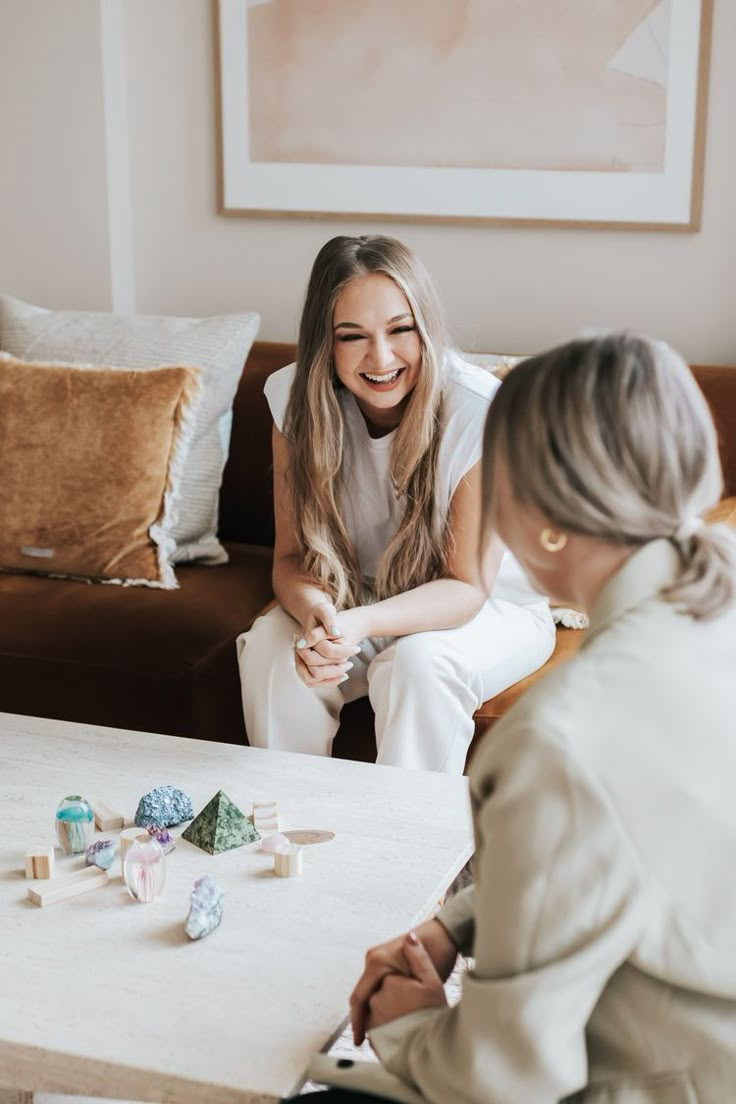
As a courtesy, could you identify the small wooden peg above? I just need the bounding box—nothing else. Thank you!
[119,827,150,863]
[91,799,125,832]
[253,800,279,835]
[274,843,303,878]
[27,866,108,907]
[24,846,55,880]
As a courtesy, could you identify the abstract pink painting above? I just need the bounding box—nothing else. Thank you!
[217,0,711,227]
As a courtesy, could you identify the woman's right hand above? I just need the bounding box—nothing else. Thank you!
[294,600,361,687]
[349,918,459,1045]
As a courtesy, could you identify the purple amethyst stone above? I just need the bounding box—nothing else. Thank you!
[147,826,175,854]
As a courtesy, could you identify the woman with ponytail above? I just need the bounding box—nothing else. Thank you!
[237,235,555,772]
[334,332,736,1104]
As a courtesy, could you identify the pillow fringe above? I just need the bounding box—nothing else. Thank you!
[149,366,203,590]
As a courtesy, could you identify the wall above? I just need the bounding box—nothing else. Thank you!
[1,0,734,362]
[0,0,112,309]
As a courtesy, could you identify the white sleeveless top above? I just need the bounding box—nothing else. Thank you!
[264,351,546,609]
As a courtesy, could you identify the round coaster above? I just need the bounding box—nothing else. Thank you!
[282,829,335,846]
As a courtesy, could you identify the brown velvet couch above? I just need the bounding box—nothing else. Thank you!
[1,341,734,763]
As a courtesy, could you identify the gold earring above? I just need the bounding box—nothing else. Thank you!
[539,528,568,552]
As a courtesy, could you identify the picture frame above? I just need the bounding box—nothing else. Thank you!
[215,0,712,231]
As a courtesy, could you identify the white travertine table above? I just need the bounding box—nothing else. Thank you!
[0,713,473,1103]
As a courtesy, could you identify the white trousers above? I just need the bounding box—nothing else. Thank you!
[237,600,555,774]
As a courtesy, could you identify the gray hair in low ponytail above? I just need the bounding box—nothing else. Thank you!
[482,331,736,620]
[664,519,736,619]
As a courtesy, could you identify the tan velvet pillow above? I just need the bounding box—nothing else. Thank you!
[0,354,201,588]
[0,294,261,564]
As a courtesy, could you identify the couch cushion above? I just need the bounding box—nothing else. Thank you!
[0,294,260,564]
[691,366,736,496]
[0,354,200,588]
[219,341,296,546]
[0,543,273,744]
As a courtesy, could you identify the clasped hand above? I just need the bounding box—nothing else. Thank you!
[294,601,371,687]
[349,919,457,1045]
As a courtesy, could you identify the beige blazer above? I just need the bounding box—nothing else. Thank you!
[368,539,736,1103]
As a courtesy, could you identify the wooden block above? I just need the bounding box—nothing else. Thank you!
[119,827,150,863]
[91,798,125,831]
[24,846,55,880]
[274,843,303,878]
[283,828,335,846]
[27,866,108,907]
[253,800,279,835]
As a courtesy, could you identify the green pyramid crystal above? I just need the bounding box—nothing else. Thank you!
[181,790,260,854]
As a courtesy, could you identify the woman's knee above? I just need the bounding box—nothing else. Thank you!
[238,605,299,674]
[377,631,459,685]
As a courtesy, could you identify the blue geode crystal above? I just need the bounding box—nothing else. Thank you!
[185,874,224,940]
[134,785,193,829]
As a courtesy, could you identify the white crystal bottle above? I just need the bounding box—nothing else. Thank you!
[123,837,166,903]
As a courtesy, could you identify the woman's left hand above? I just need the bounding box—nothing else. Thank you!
[367,932,448,1033]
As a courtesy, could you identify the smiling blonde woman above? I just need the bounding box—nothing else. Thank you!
[236,235,554,772]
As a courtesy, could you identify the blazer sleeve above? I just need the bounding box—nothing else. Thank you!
[436,885,476,955]
[370,721,647,1104]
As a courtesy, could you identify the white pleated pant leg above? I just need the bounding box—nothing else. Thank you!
[368,599,555,773]
[237,600,555,772]
[237,605,356,756]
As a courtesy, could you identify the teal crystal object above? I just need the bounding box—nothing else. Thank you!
[185,875,224,940]
[55,795,94,855]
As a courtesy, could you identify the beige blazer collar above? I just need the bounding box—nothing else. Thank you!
[584,539,682,644]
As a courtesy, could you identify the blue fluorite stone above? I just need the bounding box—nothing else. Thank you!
[85,838,116,870]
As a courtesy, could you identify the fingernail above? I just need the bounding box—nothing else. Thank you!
[353,644,362,653]
[339,674,349,683]
[331,626,342,636]
[344,662,354,671]
[295,638,307,649]
[406,930,419,945]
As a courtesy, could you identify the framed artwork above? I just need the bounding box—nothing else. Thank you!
[215,0,712,230]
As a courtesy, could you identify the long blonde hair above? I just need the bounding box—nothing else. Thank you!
[481,332,736,619]
[284,235,447,608]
